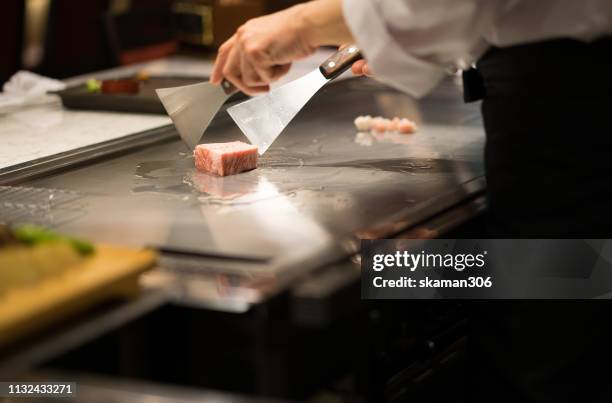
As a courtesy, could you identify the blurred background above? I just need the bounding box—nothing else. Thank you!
[0,0,303,86]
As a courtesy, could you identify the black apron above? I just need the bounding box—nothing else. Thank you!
[463,37,612,403]
[467,36,612,237]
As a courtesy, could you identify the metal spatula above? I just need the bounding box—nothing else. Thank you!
[227,45,362,155]
[156,80,237,150]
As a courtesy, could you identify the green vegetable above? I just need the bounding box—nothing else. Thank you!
[69,238,95,256]
[13,225,95,256]
[86,78,102,93]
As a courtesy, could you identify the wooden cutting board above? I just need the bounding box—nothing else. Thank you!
[0,245,157,348]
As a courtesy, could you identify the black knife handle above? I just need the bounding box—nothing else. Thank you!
[221,79,238,95]
[319,45,363,80]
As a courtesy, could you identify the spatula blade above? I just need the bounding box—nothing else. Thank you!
[156,82,230,150]
[227,69,328,155]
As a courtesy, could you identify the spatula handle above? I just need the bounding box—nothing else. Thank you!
[221,79,238,95]
[319,45,363,80]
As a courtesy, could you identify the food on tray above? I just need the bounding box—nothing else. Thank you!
[135,70,151,81]
[354,115,371,131]
[353,115,417,134]
[85,72,149,94]
[86,79,102,93]
[372,117,388,133]
[397,118,417,134]
[86,78,140,94]
[0,225,95,296]
[101,79,141,94]
[194,141,258,176]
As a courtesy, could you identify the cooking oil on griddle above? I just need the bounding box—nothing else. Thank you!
[0,185,86,227]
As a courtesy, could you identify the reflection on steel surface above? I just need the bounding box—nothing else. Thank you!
[19,78,486,307]
[0,185,86,227]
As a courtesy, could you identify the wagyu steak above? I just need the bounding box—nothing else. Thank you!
[194,141,258,176]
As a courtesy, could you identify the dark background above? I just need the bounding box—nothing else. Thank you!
[0,0,304,86]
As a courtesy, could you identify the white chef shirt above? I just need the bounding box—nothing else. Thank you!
[343,0,612,97]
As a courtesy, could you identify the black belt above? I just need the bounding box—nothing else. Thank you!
[463,36,612,102]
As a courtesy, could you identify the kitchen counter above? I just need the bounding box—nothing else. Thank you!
[7,73,485,310]
[0,59,485,382]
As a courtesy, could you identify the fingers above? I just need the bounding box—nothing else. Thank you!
[211,36,235,84]
[222,46,269,95]
[249,46,291,83]
[344,44,373,77]
[238,30,271,87]
[351,60,373,77]
[239,33,288,85]
[270,64,291,81]
[222,43,243,88]
[210,23,292,94]
[351,60,367,76]
[222,44,289,94]
[212,35,269,94]
[245,84,271,95]
[240,53,265,87]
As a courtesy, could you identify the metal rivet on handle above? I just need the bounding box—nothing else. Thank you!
[328,61,336,68]
[348,47,356,53]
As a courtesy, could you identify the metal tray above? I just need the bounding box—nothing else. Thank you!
[55,75,246,115]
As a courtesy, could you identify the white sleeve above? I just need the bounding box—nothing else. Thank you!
[342,0,504,98]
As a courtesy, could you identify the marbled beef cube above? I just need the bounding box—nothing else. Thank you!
[194,141,258,176]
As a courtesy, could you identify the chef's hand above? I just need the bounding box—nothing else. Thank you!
[351,60,373,77]
[210,0,354,95]
[337,44,372,77]
[210,6,312,95]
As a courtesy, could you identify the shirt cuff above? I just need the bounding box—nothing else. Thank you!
[342,0,447,98]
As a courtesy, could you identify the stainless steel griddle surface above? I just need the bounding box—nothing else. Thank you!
[21,77,485,274]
